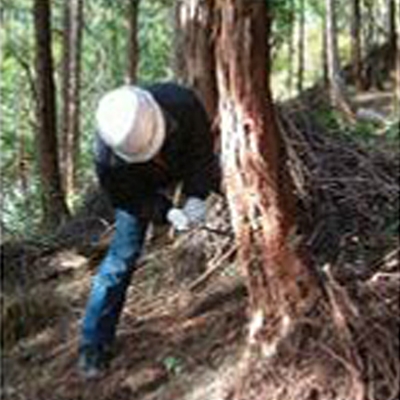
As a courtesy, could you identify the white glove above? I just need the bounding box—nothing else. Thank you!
[167,208,190,231]
[167,197,206,232]
[182,197,206,224]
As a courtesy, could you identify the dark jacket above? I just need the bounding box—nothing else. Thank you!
[94,83,220,222]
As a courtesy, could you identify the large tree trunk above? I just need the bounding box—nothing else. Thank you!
[127,0,140,83]
[325,0,356,120]
[174,0,218,127]
[215,0,319,352]
[297,0,305,93]
[61,0,83,201]
[351,0,363,90]
[34,0,69,229]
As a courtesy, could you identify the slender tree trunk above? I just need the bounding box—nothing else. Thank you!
[326,0,341,94]
[325,0,356,120]
[127,0,140,83]
[395,15,400,115]
[362,0,375,89]
[61,0,83,201]
[215,0,319,352]
[297,0,305,93]
[17,122,29,199]
[322,14,329,86]
[286,0,295,96]
[351,0,363,90]
[363,0,374,52]
[15,79,29,197]
[34,0,69,229]
[173,0,186,81]
[388,0,397,66]
[174,0,218,127]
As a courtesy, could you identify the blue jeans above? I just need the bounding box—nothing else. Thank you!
[80,207,148,352]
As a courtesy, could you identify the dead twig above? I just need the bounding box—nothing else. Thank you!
[189,244,237,292]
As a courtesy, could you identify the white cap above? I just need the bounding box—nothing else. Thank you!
[95,86,166,163]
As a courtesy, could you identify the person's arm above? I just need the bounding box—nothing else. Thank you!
[95,133,173,224]
[181,97,221,200]
[167,97,221,231]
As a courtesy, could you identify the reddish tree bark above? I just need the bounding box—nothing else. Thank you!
[215,0,319,351]
[34,0,69,228]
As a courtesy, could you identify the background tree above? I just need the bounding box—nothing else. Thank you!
[60,0,84,201]
[174,0,218,125]
[387,0,397,67]
[325,0,355,119]
[297,0,305,93]
[215,0,319,359]
[350,0,363,90]
[361,0,378,89]
[33,0,69,229]
[286,0,295,96]
[1,0,174,238]
[396,7,400,115]
[322,12,329,86]
[388,0,396,47]
[127,0,140,83]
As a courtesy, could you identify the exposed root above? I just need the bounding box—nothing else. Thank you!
[227,257,399,400]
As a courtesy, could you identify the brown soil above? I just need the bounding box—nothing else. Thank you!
[1,197,254,400]
[1,82,399,400]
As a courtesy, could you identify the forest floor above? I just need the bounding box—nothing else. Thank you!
[1,83,399,400]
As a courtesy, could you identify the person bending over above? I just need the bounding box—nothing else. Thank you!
[79,83,221,378]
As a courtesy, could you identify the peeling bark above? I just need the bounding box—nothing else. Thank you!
[215,0,319,351]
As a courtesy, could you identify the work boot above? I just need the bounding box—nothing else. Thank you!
[78,345,112,379]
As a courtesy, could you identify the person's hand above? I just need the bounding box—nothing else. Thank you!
[167,208,190,231]
[182,197,206,224]
[167,197,206,232]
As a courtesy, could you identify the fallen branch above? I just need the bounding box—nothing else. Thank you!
[189,244,237,292]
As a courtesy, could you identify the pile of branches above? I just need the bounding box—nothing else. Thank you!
[225,101,399,400]
[153,89,399,293]
[172,94,399,289]
[278,100,398,275]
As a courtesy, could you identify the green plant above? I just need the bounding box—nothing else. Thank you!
[162,355,184,375]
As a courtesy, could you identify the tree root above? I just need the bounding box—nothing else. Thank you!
[227,262,399,400]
